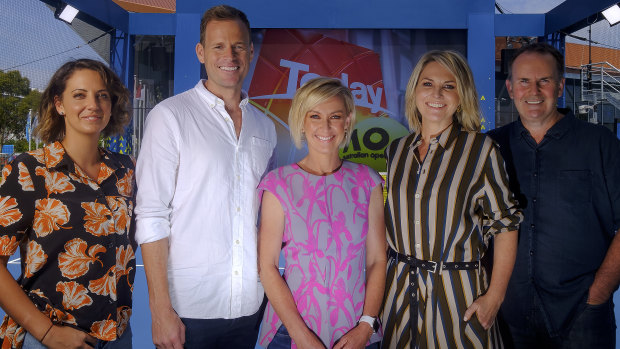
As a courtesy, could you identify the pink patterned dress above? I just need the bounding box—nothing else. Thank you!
[258,161,383,348]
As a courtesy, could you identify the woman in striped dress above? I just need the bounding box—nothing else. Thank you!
[380,51,522,349]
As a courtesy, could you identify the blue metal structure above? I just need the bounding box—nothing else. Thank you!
[45,0,618,129]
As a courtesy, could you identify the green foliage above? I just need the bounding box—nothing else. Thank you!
[0,70,38,148]
[4,139,36,153]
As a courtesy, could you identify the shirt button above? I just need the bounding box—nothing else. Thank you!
[234,271,239,275]
[235,240,240,245]
[533,172,538,177]
[531,224,535,229]
[415,193,421,199]
[530,250,534,256]
[415,243,421,249]
[532,198,537,203]
[415,220,420,225]
[237,207,240,212]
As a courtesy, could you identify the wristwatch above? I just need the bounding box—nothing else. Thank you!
[358,315,380,333]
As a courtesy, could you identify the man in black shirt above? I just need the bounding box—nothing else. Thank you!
[489,42,620,349]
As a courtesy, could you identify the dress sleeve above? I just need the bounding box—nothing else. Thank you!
[478,140,523,238]
[134,104,181,245]
[257,168,283,207]
[0,156,38,256]
[366,165,385,191]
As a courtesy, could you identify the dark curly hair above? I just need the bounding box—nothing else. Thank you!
[35,59,131,143]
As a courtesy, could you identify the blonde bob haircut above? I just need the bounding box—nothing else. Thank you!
[405,50,481,132]
[289,77,356,149]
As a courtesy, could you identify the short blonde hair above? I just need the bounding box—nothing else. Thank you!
[405,50,481,132]
[289,77,356,149]
[36,59,131,143]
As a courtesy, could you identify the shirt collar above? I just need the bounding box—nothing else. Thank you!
[408,123,459,150]
[195,80,249,109]
[45,141,123,175]
[515,108,573,140]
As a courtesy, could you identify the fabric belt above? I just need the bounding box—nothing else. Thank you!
[387,247,480,344]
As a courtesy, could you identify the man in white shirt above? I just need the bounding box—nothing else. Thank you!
[135,5,277,349]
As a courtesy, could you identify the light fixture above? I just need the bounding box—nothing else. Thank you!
[55,3,79,24]
[602,4,620,26]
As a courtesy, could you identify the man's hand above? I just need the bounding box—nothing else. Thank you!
[463,293,503,330]
[587,284,611,305]
[41,325,97,349]
[333,323,373,349]
[151,307,185,349]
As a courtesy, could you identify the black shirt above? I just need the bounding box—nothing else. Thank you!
[488,110,620,335]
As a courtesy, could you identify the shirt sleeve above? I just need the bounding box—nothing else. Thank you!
[134,104,181,245]
[602,130,620,232]
[0,156,38,255]
[479,140,523,237]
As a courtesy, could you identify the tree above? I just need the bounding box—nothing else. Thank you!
[0,70,39,149]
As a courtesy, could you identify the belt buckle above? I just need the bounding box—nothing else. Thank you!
[427,260,444,274]
[427,260,437,273]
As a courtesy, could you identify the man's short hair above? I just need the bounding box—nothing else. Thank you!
[507,42,564,82]
[200,5,251,44]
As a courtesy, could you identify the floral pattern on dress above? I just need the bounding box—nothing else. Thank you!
[33,198,70,237]
[0,196,22,227]
[0,142,136,348]
[24,240,47,278]
[258,161,383,348]
[58,239,106,279]
[56,281,94,310]
[17,163,34,191]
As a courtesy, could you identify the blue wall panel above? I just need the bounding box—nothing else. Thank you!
[173,13,201,95]
[468,13,495,131]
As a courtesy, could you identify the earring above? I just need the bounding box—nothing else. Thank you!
[344,129,348,138]
[59,112,65,115]
[456,105,462,113]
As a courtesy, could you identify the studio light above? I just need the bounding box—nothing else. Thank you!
[55,3,79,24]
[602,4,620,26]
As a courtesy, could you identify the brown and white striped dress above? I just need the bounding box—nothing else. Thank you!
[380,124,522,349]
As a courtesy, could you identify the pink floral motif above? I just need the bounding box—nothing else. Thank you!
[258,162,382,348]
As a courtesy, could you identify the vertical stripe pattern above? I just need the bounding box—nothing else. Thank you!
[381,125,522,349]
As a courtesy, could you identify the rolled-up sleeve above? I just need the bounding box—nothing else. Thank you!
[135,104,181,245]
[480,142,523,237]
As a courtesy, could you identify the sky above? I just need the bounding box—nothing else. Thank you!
[1,0,619,91]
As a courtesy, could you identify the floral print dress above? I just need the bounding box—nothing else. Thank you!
[258,161,383,348]
[0,142,136,348]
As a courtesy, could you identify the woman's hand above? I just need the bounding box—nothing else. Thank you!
[463,292,503,330]
[291,328,327,349]
[41,325,97,349]
[332,324,373,349]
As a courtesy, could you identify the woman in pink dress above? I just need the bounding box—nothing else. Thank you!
[258,77,387,349]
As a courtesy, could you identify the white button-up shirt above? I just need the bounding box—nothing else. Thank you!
[135,80,277,319]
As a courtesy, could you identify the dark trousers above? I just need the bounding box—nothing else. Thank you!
[504,295,616,349]
[181,308,263,349]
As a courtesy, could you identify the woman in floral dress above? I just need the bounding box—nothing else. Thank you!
[0,59,135,349]
[258,77,387,349]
